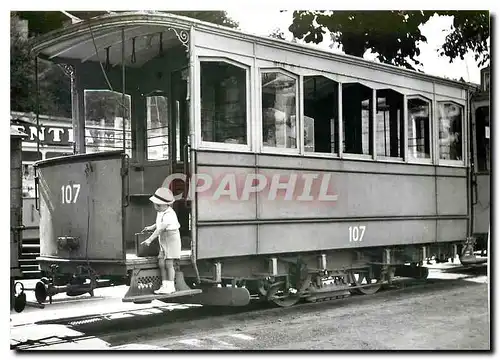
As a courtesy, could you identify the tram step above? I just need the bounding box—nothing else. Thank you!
[19,252,40,258]
[20,270,42,279]
[18,258,40,263]
[123,289,202,303]
[19,261,40,270]
[165,286,251,307]
[21,244,40,249]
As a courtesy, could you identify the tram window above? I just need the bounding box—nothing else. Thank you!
[262,71,298,149]
[342,83,373,155]
[21,151,42,162]
[200,61,248,145]
[407,98,431,159]
[376,89,404,158]
[483,70,490,92]
[476,106,490,171]
[84,90,132,157]
[303,76,338,154]
[146,96,169,160]
[438,102,463,161]
[21,163,36,197]
[46,152,72,159]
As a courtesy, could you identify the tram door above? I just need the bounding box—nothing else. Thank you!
[171,68,191,250]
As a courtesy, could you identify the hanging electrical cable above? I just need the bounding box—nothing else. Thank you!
[131,37,136,64]
[105,47,111,71]
[159,32,163,56]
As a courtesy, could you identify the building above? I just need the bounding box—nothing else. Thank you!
[11,111,74,197]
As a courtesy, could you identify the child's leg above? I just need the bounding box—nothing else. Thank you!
[158,258,167,282]
[155,243,172,294]
[158,244,167,282]
[165,259,175,285]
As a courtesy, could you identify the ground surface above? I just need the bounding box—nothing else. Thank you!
[11,264,490,351]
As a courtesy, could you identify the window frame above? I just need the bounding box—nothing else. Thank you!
[259,67,301,155]
[473,105,490,173]
[405,95,433,165]
[197,56,252,152]
[436,100,466,167]
[339,82,375,160]
[301,75,340,158]
[83,89,133,158]
[144,94,170,162]
[482,69,490,92]
[374,88,405,161]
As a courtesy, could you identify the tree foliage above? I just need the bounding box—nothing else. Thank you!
[10,13,72,116]
[437,11,490,66]
[269,27,286,40]
[288,10,490,70]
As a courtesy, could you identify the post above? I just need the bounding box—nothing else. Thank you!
[213,262,222,283]
[121,28,126,153]
[35,57,40,156]
[269,257,278,276]
[318,254,327,271]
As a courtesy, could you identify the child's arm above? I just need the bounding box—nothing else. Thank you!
[142,224,156,232]
[141,222,167,245]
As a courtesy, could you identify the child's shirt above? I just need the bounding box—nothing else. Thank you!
[156,207,181,235]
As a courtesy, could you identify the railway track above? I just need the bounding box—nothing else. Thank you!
[12,264,486,350]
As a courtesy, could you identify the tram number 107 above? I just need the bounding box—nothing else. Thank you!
[348,225,366,242]
[61,184,81,204]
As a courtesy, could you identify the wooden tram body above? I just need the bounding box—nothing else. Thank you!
[11,127,46,312]
[11,127,26,311]
[470,66,490,254]
[29,12,486,306]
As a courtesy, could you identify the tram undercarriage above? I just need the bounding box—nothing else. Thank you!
[121,242,463,307]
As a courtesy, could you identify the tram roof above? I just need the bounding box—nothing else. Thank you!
[31,11,478,90]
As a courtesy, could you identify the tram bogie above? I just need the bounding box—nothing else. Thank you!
[26,12,489,308]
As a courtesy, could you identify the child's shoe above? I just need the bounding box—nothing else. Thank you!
[155,280,175,294]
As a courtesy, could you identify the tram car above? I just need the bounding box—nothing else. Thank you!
[11,126,27,312]
[29,12,488,307]
[469,66,490,256]
[11,126,45,312]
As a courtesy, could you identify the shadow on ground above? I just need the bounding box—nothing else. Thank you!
[23,265,486,345]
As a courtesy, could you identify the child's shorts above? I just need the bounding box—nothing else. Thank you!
[158,229,181,260]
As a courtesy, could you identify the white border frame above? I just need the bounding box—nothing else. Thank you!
[196,56,253,152]
[259,68,301,155]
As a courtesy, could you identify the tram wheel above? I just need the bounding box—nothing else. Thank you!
[350,271,382,295]
[269,288,301,307]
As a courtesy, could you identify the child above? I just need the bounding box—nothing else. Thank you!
[141,187,181,294]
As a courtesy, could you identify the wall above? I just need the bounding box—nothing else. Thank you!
[194,151,468,259]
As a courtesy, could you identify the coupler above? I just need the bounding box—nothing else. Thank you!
[35,277,112,304]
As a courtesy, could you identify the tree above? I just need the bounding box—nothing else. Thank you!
[10,13,72,116]
[11,14,34,113]
[438,11,489,67]
[288,11,489,70]
[269,28,286,40]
